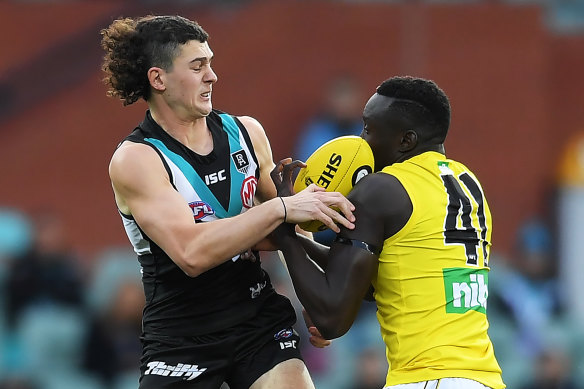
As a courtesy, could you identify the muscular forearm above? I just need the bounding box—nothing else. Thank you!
[277,227,354,339]
[296,233,330,270]
[175,197,285,276]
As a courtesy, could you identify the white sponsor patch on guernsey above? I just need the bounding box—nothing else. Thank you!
[144,361,207,381]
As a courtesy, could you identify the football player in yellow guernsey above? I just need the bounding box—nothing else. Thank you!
[271,76,505,389]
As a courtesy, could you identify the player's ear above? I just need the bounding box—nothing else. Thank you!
[399,129,417,152]
[148,67,166,92]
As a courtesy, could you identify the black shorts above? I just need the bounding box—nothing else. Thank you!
[138,294,303,389]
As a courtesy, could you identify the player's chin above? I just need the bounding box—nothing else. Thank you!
[195,100,213,116]
[198,105,213,117]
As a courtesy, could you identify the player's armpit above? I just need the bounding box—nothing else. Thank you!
[363,284,375,302]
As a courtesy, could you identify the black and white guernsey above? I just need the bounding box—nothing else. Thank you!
[118,110,278,336]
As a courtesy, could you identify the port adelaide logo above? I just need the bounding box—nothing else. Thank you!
[231,149,250,174]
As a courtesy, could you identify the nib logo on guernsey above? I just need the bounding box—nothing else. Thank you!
[144,361,207,381]
[443,268,488,314]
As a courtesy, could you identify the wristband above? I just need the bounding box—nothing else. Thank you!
[279,197,287,223]
[334,236,381,256]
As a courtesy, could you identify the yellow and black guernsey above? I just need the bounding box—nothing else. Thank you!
[374,151,505,388]
[118,110,289,336]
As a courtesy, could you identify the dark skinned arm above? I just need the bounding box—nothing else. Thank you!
[296,228,374,302]
[269,159,338,271]
[273,172,413,339]
[296,232,330,270]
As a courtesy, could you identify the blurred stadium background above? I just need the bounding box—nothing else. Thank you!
[1,0,584,388]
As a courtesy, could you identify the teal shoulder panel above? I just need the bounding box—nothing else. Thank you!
[218,114,246,215]
[144,137,228,218]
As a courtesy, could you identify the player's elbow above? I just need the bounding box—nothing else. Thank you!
[311,302,352,339]
[181,263,205,277]
[178,258,205,277]
[173,251,210,278]
[316,315,351,340]
[172,239,226,277]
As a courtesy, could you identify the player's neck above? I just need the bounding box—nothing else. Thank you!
[397,144,445,163]
[149,104,213,154]
[426,144,445,155]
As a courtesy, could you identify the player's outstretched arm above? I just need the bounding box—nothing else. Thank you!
[271,159,356,232]
[110,142,356,277]
[275,223,378,339]
[281,184,355,232]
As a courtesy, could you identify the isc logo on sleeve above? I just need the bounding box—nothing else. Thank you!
[443,268,488,314]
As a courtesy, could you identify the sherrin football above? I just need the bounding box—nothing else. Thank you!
[293,135,374,232]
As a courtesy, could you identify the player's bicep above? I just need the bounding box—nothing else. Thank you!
[109,144,197,261]
[320,242,379,333]
[336,175,386,249]
[339,172,412,245]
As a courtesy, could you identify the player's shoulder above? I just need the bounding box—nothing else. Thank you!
[235,115,264,134]
[109,141,162,179]
[350,171,405,197]
[112,139,157,161]
[450,158,482,178]
[233,115,270,156]
[349,172,411,214]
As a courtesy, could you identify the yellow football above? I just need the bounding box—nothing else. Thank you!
[293,135,374,232]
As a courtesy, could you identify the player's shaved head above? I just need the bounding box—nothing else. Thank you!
[376,76,450,144]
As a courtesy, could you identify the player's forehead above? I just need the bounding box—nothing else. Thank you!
[363,93,393,122]
[177,40,213,63]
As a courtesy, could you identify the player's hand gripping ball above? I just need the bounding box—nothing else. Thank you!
[293,136,374,232]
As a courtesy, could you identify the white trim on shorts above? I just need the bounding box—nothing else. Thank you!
[385,377,492,389]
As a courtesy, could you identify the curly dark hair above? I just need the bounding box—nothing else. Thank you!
[100,15,209,105]
[376,76,451,143]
